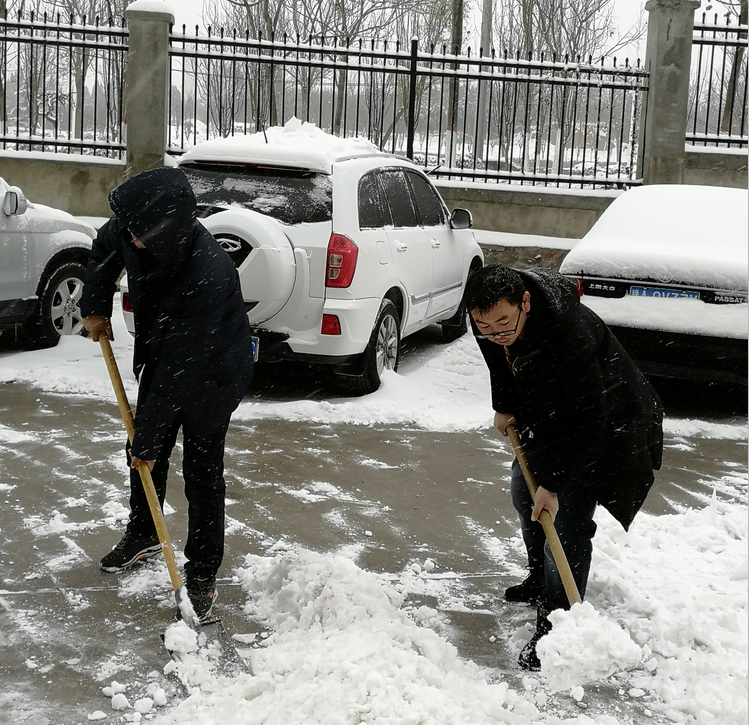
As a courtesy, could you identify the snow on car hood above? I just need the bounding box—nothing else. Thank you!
[179,116,383,173]
[560,185,748,292]
[27,202,96,239]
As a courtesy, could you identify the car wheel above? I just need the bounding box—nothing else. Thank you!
[342,299,400,396]
[24,261,87,349]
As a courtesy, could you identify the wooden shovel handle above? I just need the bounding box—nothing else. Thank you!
[99,335,183,593]
[506,424,582,606]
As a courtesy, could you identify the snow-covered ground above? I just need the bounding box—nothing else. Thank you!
[0,302,746,725]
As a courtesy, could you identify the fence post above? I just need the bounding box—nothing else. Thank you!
[406,38,418,160]
[639,0,700,184]
[124,2,174,179]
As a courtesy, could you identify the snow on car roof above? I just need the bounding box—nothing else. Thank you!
[560,184,748,292]
[178,117,384,174]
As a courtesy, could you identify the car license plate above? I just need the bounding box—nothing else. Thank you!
[628,286,700,299]
[251,335,259,362]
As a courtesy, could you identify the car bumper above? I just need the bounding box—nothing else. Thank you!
[609,325,748,387]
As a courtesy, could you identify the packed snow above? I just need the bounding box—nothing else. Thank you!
[0,295,746,725]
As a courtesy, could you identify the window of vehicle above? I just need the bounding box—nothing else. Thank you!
[378,169,418,228]
[358,172,389,229]
[180,162,333,225]
[404,170,445,226]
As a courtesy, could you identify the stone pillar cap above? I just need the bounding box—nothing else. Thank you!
[125,0,175,21]
[645,0,700,11]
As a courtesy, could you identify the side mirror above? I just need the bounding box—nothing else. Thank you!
[450,207,472,230]
[3,187,29,216]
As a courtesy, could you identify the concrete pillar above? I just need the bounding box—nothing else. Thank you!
[124,2,174,179]
[640,0,701,184]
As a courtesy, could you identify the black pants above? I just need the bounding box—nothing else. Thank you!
[125,376,230,581]
[510,457,597,615]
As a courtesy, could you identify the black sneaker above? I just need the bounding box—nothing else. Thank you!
[518,629,543,670]
[505,569,545,604]
[186,575,217,622]
[100,530,161,573]
[518,606,552,671]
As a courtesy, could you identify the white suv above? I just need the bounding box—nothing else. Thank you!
[0,177,95,348]
[122,120,483,394]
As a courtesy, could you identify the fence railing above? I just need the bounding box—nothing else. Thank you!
[0,13,128,158]
[688,13,748,147]
[168,29,649,189]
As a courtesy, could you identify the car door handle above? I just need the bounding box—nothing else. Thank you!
[395,242,408,252]
[431,239,441,248]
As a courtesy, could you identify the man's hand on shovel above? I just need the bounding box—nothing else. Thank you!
[494,412,559,524]
[83,315,114,342]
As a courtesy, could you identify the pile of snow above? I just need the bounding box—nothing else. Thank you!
[538,602,642,693]
[143,497,747,725]
[155,550,541,724]
[179,116,382,173]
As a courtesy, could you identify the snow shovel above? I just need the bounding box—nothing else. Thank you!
[98,335,249,677]
[506,424,582,607]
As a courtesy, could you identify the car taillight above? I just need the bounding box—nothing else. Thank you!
[321,314,341,335]
[571,277,583,298]
[325,233,358,288]
[122,292,133,312]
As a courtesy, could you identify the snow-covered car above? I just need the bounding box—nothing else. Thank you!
[559,184,748,387]
[0,177,96,348]
[121,119,483,394]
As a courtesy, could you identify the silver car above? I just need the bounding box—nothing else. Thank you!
[0,177,96,348]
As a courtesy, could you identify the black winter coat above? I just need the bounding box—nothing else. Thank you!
[475,268,663,530]
[81,167,253,461]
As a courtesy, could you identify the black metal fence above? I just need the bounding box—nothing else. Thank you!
[0,13,127,158]
[688,13,748,147]
[168,28,650,189]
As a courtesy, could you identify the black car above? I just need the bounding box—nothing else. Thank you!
[559,185,747,387]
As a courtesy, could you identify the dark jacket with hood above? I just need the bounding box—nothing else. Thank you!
[475,268,663,530]
[81,167,253,461]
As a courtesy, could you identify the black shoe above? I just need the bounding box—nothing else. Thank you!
[518,630,543,670]
[186,575,217,622]
[100,530,160,573]
[518,606,552,671]
[505,569,545,604]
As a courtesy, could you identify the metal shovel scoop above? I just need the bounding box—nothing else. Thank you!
[99,335,250,677]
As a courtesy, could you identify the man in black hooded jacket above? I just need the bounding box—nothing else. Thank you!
[81,167,254,620]
[465,265,663,670]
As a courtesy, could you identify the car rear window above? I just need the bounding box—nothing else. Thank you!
[180,162,333,225]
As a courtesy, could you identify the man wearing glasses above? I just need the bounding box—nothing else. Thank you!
[465,265,663,670]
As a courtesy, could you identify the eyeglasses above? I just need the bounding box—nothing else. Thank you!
[475,305,523,340]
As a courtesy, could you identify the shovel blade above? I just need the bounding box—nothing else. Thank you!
[162,618,251,680]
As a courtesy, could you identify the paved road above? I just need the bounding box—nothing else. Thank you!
[0,361,746,724]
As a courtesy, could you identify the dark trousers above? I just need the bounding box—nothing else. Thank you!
[125,375,230,581]
[510,457,597,615]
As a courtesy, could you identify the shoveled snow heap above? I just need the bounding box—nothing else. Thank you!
[537,602,642,693]
[146,496,747,725]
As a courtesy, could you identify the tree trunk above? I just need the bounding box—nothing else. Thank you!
[720,0,748,133]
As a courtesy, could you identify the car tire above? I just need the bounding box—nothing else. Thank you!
[341,299,400,396]
[440,305,468,343]
[24,261,87,349]
[440,261,482,343]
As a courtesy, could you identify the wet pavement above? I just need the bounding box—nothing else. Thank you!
[0,349,746,724]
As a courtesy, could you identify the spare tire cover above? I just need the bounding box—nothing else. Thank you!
[201,209,296,325]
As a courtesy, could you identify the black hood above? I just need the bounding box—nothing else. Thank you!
[109,167,197,267]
